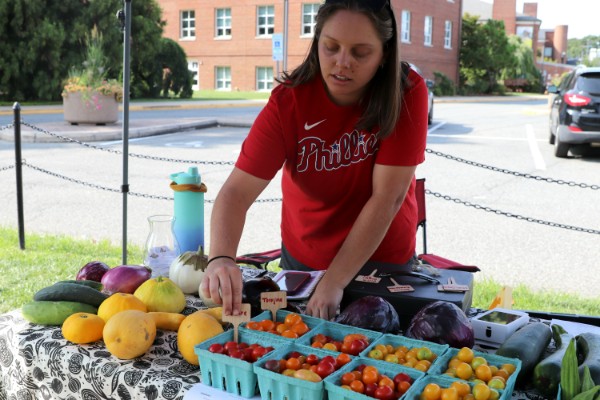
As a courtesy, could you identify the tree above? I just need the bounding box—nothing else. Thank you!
[0,0,168,102]
[568,35,600,66]
[157,38,193,99]
[502,35,543,93]
[459,14,516,94]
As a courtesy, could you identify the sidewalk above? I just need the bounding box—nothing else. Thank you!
[0,99,265,143]
[0,94,548,143]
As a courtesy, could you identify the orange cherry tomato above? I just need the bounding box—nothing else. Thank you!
[349,379,365,393]
[340,372,356,386]
[285,357,301,370]
[281,330,299,339]
[361,367,379,385]
[284,313,302,326]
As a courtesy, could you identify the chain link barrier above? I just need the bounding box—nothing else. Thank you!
[1,120,598,235]
[425,148,599,190]
[426,189,600,235]
[0,123,14,132]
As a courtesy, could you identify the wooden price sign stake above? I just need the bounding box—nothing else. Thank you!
[261,291,287,320]
[387,277,414,293]
[437,277,470,293]
[222,303,251,342]
[354,269,381,284]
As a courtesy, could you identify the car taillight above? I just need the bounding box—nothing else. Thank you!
[568,125,583,132]
[564,93,591,107]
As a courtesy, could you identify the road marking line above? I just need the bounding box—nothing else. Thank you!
[427,121,446,133]
[526,123,546,170]
[427,133,545,142]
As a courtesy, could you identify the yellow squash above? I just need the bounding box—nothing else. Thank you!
[61,312,105,344]
[149,312,186,331]
[97,293,147,322]
[134,276,186,313]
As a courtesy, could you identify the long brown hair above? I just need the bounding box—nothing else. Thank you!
[277,0,402,139]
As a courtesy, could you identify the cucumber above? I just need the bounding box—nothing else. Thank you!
[21,301,98,325]
[577,332,600,385]
[533,324,573,397]
[34,282,108,307]
[59,279,103,291]
[496,321,552,384]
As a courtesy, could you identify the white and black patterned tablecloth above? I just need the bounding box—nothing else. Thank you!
[0,268,275,400]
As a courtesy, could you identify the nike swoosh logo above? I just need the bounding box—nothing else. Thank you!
[304,119,326,131]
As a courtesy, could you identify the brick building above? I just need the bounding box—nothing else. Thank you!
[463,0,574,85]
[158,0,462,92]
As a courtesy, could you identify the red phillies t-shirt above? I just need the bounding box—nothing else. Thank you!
[236,69,428,269]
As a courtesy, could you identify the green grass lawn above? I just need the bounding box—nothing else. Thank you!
[1,225,598,318]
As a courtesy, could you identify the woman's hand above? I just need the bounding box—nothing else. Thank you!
[199,258,243,316]
[304,278,344,321]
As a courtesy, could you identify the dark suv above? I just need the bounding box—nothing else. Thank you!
[548,67,600,157]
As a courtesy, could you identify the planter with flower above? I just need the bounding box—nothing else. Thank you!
[62,27,123,125]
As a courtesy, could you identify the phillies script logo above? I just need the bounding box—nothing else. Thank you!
[297,130,378,172]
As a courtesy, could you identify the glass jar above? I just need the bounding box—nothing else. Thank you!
[143,215,181,278]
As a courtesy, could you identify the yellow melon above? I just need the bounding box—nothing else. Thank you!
[103,310,156,359]
[177,311,224,365]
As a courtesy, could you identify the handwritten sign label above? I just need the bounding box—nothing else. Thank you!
[222,303,251,342]
[355,269,381,284]
[438,277,470,293]
[261,291,287,320]
[387,277,414,293]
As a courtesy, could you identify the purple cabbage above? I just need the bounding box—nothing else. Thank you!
[406,301,475,348]
[76,261,110,282]
[333,296,400,334]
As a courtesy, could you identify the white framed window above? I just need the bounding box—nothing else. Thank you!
[302,4,320,36]
[216,8,232,37]
[257,5,275,36]
[188,61,199,91]
[444,20,452,49]
[215,66,231,90]
[401,10,411,43]
[256,67,274,91]
[180,10,195,39]
[424,16,433,46]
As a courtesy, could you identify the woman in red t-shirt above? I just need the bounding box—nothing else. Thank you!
[201,0,428,320]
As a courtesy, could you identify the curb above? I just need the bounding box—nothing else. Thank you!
[0,118,258,143]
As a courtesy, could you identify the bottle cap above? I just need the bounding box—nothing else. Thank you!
[170,166,201,185]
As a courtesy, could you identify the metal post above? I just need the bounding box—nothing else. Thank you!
[121,0,132,264]
[283,0,289,72]
[13,102,25,250]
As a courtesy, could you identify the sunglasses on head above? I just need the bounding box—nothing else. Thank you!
[325,0,391,13]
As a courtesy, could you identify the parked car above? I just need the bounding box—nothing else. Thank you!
[407,63,434,125]
[548,67,600,157]
[425,79,434,125]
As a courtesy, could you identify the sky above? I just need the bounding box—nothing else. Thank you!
[516,0,598,39]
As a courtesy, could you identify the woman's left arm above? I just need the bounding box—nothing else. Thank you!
[305,164,417,319]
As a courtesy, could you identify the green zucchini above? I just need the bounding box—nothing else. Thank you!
[34,282,108,307]
[577,332,600,385]
[533,324,573,397]
[58,279,103,291]
[496,321,552,384]
[21,301,98,325]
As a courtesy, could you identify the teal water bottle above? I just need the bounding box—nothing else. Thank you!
[170,167,206,253]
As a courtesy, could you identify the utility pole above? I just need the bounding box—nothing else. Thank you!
[283,0,289,73]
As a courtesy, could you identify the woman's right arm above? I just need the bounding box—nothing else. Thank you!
[201,167,270,316]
